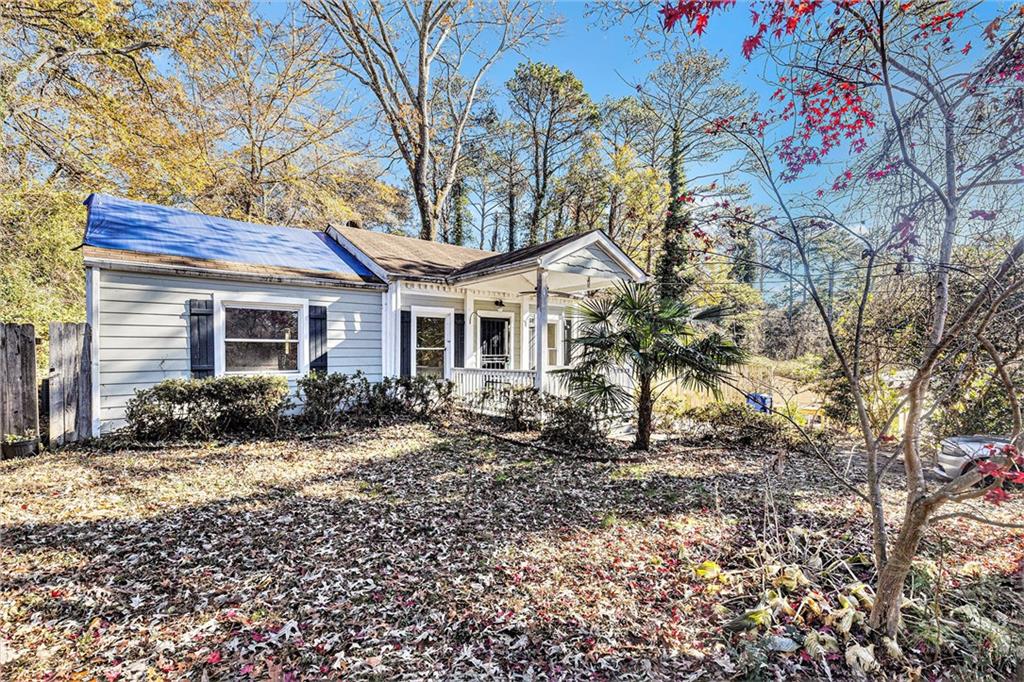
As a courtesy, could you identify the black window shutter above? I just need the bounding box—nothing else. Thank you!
[563,319,573,365]
[454,313,465,368]
[188,299,214,378]
[400,310,411,377]
[309,305,328,374]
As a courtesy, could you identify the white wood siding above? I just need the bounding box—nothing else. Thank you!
[546,243,625,278]
[97,270,383,432]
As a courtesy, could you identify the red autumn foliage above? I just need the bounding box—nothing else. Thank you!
[657,1,1013,185]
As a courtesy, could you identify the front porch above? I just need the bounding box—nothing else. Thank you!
[378,231,648,400]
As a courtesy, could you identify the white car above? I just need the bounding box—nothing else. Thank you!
[934,435,1012,480]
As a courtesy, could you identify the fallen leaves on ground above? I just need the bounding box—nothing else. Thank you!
[0,424,1021,680]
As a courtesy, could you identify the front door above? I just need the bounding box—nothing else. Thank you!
[479,318,509,369]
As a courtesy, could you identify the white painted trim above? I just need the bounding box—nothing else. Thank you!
[213,292,309,377]
[403,283,464,299]
[519,294,531,371]
[464,291,475,368]
[392,281,402,376]
[410,305,455,379]
[525,311,566,369]
[534,269,548,391]
[448,231,647,286]
[86,266,101,438]
[403,280,514,301]
[475,310,515,370]
[538,231,648,282]
[381,288,392,376]
[325,225,391,283]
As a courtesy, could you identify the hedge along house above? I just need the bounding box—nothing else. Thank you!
[82,194,647,435]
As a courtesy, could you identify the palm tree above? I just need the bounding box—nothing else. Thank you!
[562,281,745,450]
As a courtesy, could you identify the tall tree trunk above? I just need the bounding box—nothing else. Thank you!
[507,189,517,251]
[415,184,436,241]
[634,374,654,451]
[607,187,620,238]
[452,177,465,246]
[528,200,542,245]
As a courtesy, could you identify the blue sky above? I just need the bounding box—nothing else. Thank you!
[487,2,767,100]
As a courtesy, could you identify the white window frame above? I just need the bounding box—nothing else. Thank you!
[409,305,454,379]
[476,310,515,370]
[528,312,565,369]
[213,292,309,377]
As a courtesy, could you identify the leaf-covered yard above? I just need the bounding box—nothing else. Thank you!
[1,424,1022,680]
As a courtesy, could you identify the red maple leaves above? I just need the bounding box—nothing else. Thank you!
[658,1,1004,182]
[974,444,1024,505]
[659,0,736,34]
[775,75,875,180]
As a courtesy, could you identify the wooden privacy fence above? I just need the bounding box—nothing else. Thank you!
[0,324,39,442]
[48,322,92,447]
[0,322,93,453]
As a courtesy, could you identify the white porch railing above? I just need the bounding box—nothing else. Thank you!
[452,367,534,397]
[452,365,634,410]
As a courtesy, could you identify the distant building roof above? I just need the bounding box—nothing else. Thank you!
[82,194,380,284]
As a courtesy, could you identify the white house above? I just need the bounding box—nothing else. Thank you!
[82,194,647,435]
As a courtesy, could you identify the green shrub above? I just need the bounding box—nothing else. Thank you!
[498,385,545,431]
[678,402,805,451]
[296,371,366,430]
[297,371,455,428]
[541,397,607,451]
[358,374,455,425]
[125,375,290,442]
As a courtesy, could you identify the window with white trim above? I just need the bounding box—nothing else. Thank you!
[414,315,446,377]
[224,306,300,373]
[528,319,562,369]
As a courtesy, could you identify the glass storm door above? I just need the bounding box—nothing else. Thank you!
[414,315,446,377]
[479,318,509,369]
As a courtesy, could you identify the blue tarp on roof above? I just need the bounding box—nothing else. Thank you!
[83,193,376,281]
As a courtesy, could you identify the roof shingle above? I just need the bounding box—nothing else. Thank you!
[332,226,498,279]
[333,226,604,281]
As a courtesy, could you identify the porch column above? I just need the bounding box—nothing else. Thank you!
[534,268,548,391]
[392,280,402,377]
[519,295,530,370]
[464,290,475,368]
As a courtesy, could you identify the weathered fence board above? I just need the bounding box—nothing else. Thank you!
[48,322,92,447]
[0,324,39,440]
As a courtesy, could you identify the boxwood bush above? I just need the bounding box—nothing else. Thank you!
[296,370,455,428]
[125,375,290,442]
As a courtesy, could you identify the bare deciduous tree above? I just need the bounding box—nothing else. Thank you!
[306,0,557,240]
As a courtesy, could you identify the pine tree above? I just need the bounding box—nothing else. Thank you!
[729,220,757,285]
[655,125,694,300]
